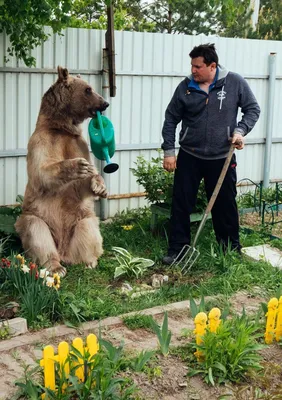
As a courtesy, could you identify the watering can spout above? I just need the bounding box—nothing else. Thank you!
[88,111,119,174]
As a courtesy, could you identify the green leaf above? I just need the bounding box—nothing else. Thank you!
[199,294,205,312]
[114,266,126,279]
[112,246,132,260]
[130,257,155,268]
[189,296,198,318]
[260,302,268,314]
[213,361,227,374]
[16,194,24,204]
[208,367,215,386]
[0,207,15,215]
[0,214,17,234]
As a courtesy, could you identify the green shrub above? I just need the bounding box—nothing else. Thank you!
[131,152,207,212]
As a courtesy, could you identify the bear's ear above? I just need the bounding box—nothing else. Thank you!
[57,66,69,82]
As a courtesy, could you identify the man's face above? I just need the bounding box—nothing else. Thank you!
[191,56,216,83]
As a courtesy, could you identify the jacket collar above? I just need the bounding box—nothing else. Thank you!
[187,65,228,89]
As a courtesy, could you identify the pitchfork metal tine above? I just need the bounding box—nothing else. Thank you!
[170,245,190,268]
[180,248,200,274]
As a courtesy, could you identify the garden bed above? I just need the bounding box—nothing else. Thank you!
[240,211,282,238]
[1,290,282,399]
[1,205,282,398]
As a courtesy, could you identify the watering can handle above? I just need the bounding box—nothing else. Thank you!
[96,111,106,143]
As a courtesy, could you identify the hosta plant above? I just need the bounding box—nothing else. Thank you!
[112,247,155,279]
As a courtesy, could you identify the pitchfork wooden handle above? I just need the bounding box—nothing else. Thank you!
[206,144,235,214]
[192,144,235,248]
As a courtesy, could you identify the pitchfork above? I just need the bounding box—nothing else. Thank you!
[171,144,236,274]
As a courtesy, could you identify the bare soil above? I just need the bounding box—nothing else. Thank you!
[240,211,282,238]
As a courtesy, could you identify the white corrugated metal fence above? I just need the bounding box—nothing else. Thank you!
[0,28,282,217]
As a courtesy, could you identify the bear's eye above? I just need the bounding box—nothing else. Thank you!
[85,87,92,95]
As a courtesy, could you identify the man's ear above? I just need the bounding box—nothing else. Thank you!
[57,66,69,82]
[210,62,217,70]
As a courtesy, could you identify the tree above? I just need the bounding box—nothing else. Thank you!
[215,0,254,38]
[140,0,219,35]
[250,0,282,40]
[0,0,73,67]
[68,0,155,31]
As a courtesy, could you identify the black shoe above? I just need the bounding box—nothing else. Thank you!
[162,253,179,265]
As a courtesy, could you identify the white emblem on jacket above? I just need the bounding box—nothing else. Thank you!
[217,85,226,110]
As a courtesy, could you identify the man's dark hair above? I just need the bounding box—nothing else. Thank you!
[189,43,219,66]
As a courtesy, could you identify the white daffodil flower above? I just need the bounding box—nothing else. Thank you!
[21,264,30,274]
[39,268,49,279]
[46,276,54,287]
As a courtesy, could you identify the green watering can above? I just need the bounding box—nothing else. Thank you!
[88,111,119,174]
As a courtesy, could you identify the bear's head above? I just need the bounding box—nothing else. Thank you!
[41,66,109,124]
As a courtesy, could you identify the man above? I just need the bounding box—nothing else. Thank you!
[161,43,260,265]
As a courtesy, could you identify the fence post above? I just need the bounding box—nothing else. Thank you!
[87,333,99,357]
[275,296,282,342]
[40,334,99,393]
[72,337,85,382]
[263,53,277,188]
[265,297,278,344]
[100,48,111,221]
[40,345,55,391]
[58,341,70,389]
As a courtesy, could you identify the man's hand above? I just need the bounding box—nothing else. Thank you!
[163,156,176,172]
[232,133,245,150]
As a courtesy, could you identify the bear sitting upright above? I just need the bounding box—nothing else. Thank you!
[15,66,109,277]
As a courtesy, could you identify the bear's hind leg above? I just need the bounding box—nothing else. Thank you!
[15,215,67,277]
[64,216,103,268]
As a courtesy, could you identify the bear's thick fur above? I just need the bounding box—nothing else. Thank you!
[15,66,109,276]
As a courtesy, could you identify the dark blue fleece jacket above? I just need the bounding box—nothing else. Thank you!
[161,66,260,160]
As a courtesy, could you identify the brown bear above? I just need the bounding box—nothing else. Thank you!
[15,66,109,277]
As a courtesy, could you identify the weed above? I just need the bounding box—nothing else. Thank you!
[122,313,154,331]
[219,362,282,399]
[130,350,155,372]
[144,365,163,381]
[0,323,10,339]
[179,328,194,339]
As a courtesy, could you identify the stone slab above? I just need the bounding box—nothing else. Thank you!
[1,318,28,337]
[242,244,282,269]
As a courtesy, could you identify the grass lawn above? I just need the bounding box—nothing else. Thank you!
[1,207,282,330]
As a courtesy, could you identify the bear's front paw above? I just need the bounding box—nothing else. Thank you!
[69,158,90,179]
[91,175,107,198]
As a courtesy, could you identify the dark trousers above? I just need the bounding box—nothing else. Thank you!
[168,149,240,255]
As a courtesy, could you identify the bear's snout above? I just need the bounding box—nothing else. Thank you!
[100,101,109,111]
